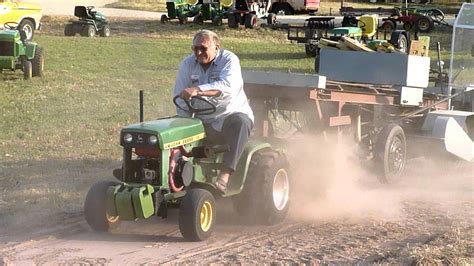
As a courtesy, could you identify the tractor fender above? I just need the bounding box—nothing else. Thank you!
[226,140,272,196]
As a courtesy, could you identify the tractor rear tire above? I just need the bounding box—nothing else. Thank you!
[212,16,223,26]
[381,20,395,34]
[179,188,216,241]
[83,25,96,37]
[100,25,111,37]
[232,149,290,225]
[374,124,406,184]
[414,15,434,33]
[64,24,75,36]
[23,60,32,80]
[267,13,276,25]
[161,14,168,24]
[228,13,239,28]
[244,14,257,29]
[193,14,204,25]
[178,14,188,25]
[32,46,44,77]
[84,181,121,231]
[272,4,292,15]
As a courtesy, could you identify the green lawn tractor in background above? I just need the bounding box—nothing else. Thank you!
[84,92,291,241]
[64,6,111,37]
[192,0,233,26]
[0,22,44,80]
[161,0,201,24]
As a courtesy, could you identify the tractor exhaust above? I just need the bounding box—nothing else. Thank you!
[139,90,144,123]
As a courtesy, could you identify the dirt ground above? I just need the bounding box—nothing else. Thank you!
[0,15,473,265]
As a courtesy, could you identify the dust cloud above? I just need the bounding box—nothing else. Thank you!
[287,135,474,223]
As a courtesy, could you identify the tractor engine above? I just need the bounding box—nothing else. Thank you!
[119,117,205,192]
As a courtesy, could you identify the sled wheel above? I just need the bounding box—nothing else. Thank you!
[84,181,121,231]
[23,60,32,80]
[374,124,406,183]
[228,13,239,28]
[83,25,96,37]
[179,188,216,241]
[232,149,290,224]
[100,24,111,37]
[19,19,35,41]
[415,15,434,33]
[244,14,257,29]
[32,46,44,77]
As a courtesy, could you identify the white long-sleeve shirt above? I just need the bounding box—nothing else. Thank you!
[173,49,254,131]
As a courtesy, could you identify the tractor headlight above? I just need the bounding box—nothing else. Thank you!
[123,133,133,143]
[149,135,158,145]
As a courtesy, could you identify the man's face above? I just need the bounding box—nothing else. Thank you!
[192,35,219,65]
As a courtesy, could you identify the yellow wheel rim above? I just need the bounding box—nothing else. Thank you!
[106,213,119,223]
[220,0,233,8]
[200,200,213,232]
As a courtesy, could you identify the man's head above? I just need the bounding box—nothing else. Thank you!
[192,30,221,65]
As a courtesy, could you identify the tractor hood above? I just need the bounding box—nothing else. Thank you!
[0,30,20,42]
[121,116,205,149]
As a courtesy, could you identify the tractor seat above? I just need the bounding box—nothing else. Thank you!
[358,14,378,39]
[74,6,95,19]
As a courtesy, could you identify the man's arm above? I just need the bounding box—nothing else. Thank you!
[196,52,242,97]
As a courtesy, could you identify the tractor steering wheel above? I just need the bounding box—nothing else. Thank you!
[4,22,19,30]
[173,95,217,116]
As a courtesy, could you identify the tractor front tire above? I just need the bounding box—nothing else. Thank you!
[23,60,32,80]
[193,14,204,25]
[100,25,111,37]
[374,124,406,184]
[83,25,96,37]
[32,46,44,77]
[244,14,257,29]
[381,20,395,34]
[161,14,168,24]
[179,188,216,241]
[212,16,223,26]
[228,13,239,28]
[267,13,276,25]
[232,149,290,224]
[84,181,121,231]
[305,43,318,57]
[64,24,75,36]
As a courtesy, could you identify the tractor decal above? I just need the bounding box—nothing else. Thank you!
[163,132,205,149]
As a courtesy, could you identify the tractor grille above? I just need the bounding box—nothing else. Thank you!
[0,41,14,56]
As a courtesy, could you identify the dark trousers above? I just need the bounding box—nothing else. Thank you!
[204,113,253,171]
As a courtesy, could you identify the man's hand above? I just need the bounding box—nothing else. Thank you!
[180,87,201,100]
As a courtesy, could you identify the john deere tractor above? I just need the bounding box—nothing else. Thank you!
[64,6,110,37]
[0,22,44,80]
[161,0,201,24]
[84,93,291,241]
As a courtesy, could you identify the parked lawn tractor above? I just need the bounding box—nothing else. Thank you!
[161,0,201,24]
[227,0,276,29]
[64,6,110,37]
[380,6,447,33]
[0,22,44,80]
[192,0,233,26]
[84,93,291,241]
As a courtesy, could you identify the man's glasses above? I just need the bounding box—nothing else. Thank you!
[192,45,209,53]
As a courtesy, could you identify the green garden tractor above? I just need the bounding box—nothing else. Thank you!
[64,6,111,37]
[84,93,291,241]
[0,22,44,80]
[192,0,233,26]
[161,0,201,24]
